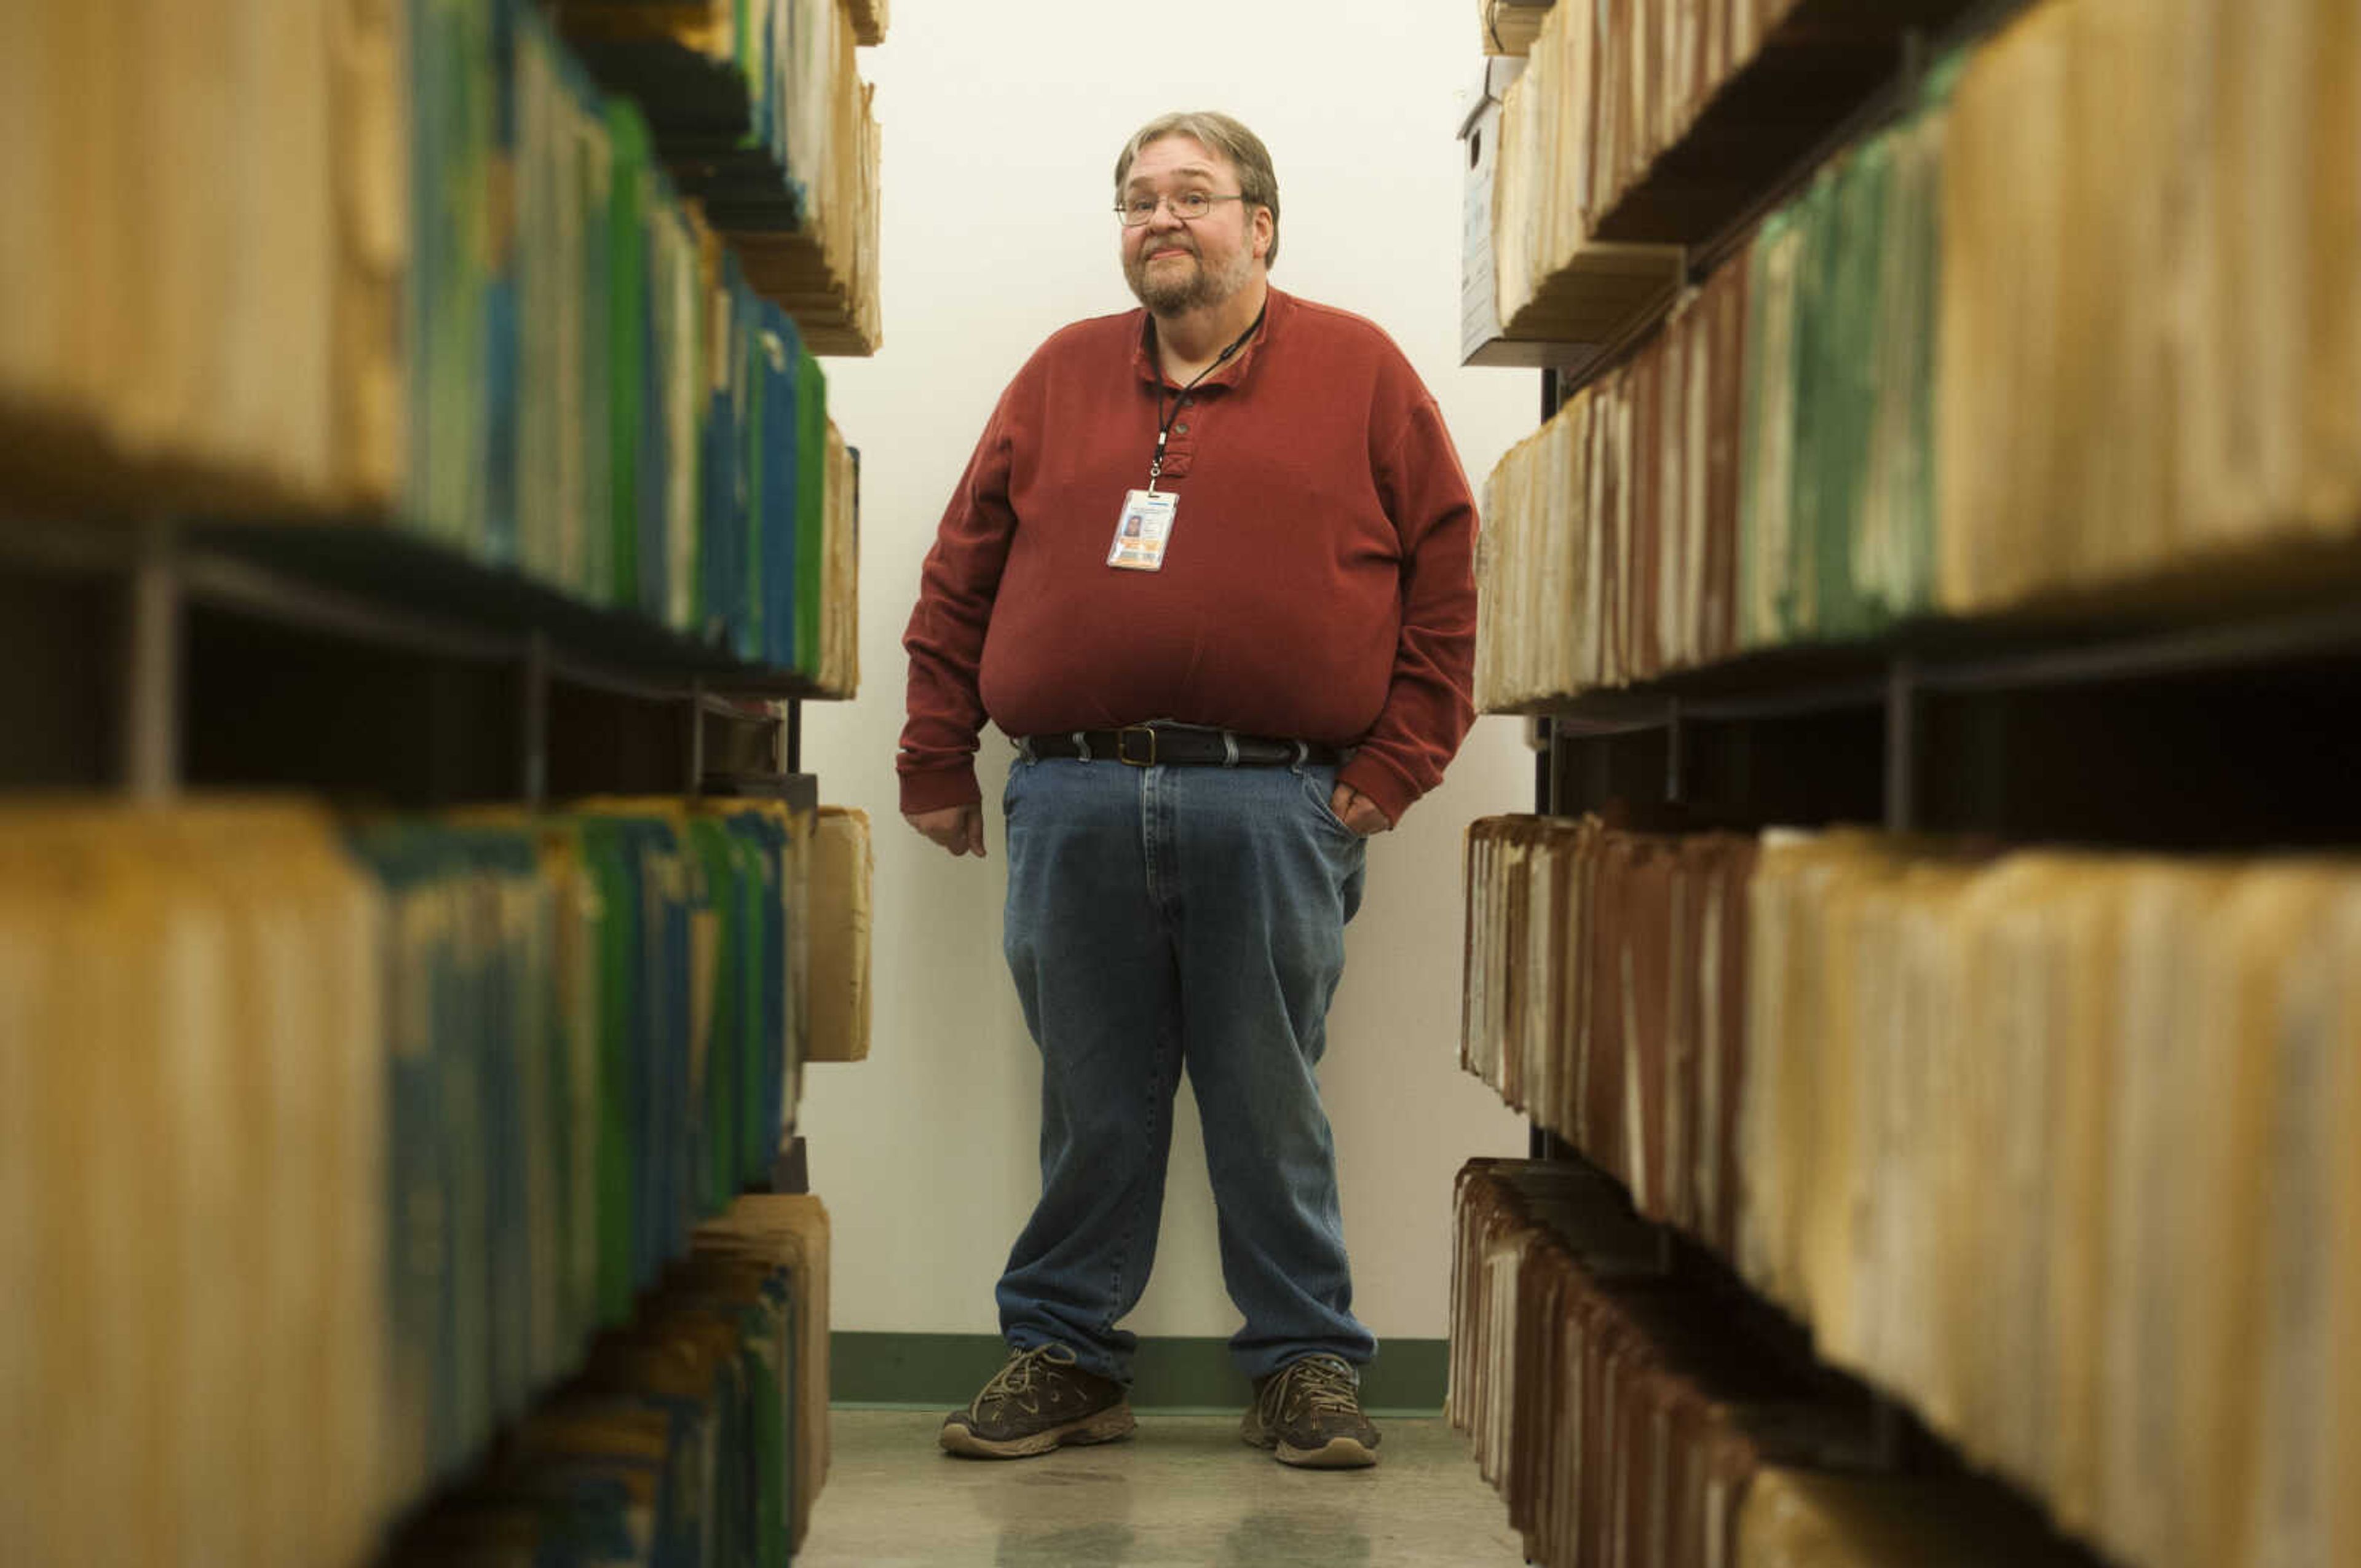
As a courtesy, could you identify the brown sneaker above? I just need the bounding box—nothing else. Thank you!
[1240,1353,1381,1468]
[939,1344,1136,1459]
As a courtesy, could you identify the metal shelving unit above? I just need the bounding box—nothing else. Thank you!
[1532,585,2361,849]
[1483,3,2361,1551]
[0,515,815,803]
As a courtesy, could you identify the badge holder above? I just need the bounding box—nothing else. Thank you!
[1109,488,1178,571]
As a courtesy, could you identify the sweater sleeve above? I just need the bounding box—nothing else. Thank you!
[898,392,1020,814]
[1336,396,1480,825]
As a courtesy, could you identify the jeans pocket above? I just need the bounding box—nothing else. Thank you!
[1300,769,1364,839]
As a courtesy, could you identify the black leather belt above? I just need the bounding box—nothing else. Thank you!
[1019,725,1346,768]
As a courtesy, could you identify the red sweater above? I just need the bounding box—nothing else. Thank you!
[898,287,1479,825]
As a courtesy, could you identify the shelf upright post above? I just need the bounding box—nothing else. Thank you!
[1532,715,1575,1164]
[1885,655,1919,834]
[122,519,183,800]
[1666,696,1685,805]
[523,631,551,809]
[1870,1391,1908,1471]
[1530,1124,1577,1164]
[786,697,803,774]
[687,676,706,798]
[1539,367,1564,819]
[1899,27,1929,103]
[769,1134,811,1195]
[1530,368,1572,1165]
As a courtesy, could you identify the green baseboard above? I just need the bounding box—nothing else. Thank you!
[830,1332,1448,1416]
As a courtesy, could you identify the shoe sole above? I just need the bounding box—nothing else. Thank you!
[1275,1436,1378,1469]
[939,1404,1136,1460]
[1241,1426,1380,1470]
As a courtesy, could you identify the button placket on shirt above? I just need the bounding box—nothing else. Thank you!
[1134,312,1258,484]
[1156,391,1206,481]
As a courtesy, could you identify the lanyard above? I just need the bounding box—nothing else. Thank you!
[1147,302,1267,493]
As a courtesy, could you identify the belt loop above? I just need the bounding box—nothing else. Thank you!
[1291,739,1310,774]
[1222,731,1240,768]
[1073,731,1091,764]
[1016,736,1037,763]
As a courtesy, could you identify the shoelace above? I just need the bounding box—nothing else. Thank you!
[1262,1355,1361,1425]
[973,1344,1079,1414]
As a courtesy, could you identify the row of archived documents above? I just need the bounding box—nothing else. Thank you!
[1476,0,2361,707]
[1,798,870,1566]
[382,1193,831,1568]
[556,0,884,353]
[1451,1159,2084,1568]
[1461,817,2361,1568]
[0,0,868,688]
[1487,0,1824,301]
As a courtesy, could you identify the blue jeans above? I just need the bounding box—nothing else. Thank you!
[994,752,1377,1384]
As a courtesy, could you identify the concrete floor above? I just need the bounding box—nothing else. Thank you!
[797,1409,1527,1567]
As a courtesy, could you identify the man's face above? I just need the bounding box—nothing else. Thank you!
[1119,135,1267,316]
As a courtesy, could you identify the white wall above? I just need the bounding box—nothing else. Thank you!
[802,0,1538,1349]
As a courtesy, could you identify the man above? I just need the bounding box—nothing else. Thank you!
[898,111,1477,1470]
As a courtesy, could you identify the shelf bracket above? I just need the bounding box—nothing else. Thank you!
[122,519,183,801]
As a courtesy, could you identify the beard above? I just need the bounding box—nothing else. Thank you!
[1125,235,1255,315]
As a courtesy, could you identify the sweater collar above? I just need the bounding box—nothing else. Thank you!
[1131,287,1287,392]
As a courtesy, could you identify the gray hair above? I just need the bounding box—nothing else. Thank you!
[1113,111,1282,269]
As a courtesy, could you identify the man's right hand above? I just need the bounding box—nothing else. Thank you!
[905,803,987,859]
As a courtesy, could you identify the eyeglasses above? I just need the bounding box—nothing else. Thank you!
[1115,191,1249,226]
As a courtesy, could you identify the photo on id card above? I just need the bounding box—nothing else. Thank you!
[1109,489,1176,571]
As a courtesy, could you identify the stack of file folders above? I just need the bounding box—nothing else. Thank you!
[382,1192,832,1568]
[1742,830,2361,1568]
[1489,0,1948,340]
[1460,816,2361,1568]
[1476,259,1749,709]
[1934,0,2361,615]
[1475,0,2361,707]
[844,0,888,47]
[1476,65,1946,709]
[1476,0,1554,58]
[0,0,386,515]
[1461,815,1758,1253]
[1737,61,1952,650]
[0,0,863,692]
[1483,0,1687,350]
[553,0,884,356]
[466,2,863,678]
[1449,1157,2082,1568]
[0,795,817,1566]
[805,805,872,1063]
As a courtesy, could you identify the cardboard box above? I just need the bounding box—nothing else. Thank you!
[807,805,871,1062]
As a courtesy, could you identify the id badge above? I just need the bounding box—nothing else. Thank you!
[1108,489,1179,572]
